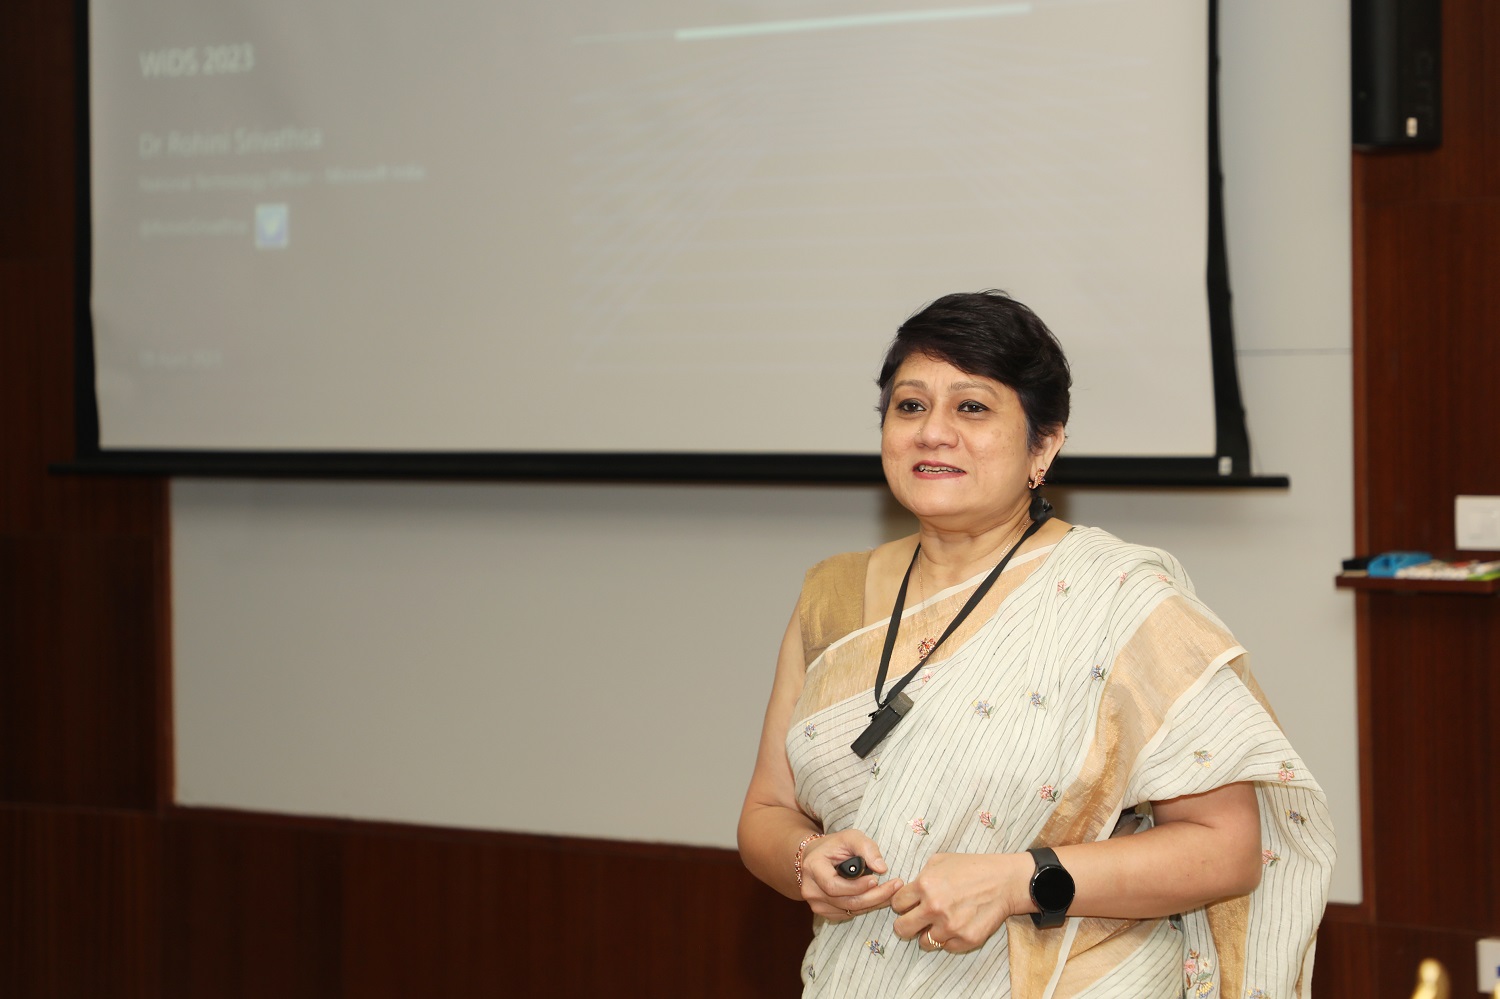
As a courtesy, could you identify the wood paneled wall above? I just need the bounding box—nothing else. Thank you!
[3,1,1496,996]
[1313,1,1500,996]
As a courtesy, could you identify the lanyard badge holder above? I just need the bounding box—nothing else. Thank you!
[850,513,1049,759]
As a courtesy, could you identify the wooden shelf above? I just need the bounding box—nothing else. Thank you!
[1335,573,1500,595]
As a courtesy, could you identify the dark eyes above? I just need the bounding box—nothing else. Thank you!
[892,399,988,414]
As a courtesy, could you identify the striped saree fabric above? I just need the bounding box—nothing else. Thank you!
[786,527,1334,999]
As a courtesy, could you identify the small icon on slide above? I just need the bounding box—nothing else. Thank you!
[255,203,289,249]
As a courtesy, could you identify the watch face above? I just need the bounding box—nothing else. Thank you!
[1032,864,1076,911]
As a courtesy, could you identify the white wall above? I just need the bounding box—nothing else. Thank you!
[173,0,1359,902]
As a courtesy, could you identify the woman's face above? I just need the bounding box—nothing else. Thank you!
[880,354,1059,531]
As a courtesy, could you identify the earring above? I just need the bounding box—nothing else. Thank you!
[1032,468,1047,489]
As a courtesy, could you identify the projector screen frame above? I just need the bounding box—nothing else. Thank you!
[65,0,1285,490]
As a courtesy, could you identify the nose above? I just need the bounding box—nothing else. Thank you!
[916,408,958,448]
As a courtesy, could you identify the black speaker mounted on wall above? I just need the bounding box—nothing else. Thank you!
[1352,0,1441,149]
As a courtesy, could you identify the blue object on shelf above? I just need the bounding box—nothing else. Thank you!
[1366,551,1432,577]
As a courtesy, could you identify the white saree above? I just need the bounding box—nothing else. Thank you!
[786,527,1334,999]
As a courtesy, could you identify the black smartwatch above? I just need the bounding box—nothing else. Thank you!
[1027,847,1075,928]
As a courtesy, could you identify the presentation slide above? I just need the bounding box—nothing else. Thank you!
[90,0,1212,457]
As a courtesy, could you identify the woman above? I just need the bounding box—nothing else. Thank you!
[738,291,1333,998]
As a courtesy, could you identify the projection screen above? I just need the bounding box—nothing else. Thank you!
[87,0,1216,464]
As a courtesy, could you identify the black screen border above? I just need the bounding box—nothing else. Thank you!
[65,0,1286,490]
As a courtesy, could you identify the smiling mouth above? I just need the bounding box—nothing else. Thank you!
[915,463,964,474]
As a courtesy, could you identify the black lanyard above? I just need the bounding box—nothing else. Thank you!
[850,512,1050,758]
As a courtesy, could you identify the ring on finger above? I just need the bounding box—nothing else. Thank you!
[925,930,944,951]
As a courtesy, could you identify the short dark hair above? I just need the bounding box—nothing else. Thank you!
[876,290,1071,453]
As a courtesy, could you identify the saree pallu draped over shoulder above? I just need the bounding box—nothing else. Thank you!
[786,527,1334,999]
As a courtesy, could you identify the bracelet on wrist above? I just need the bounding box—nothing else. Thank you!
[793,833,824,887]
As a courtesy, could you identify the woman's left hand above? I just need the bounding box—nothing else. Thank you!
[890,852,1027,955]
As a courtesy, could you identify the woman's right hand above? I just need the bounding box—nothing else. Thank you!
[799,832,904,921]
[739,607,904,911]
